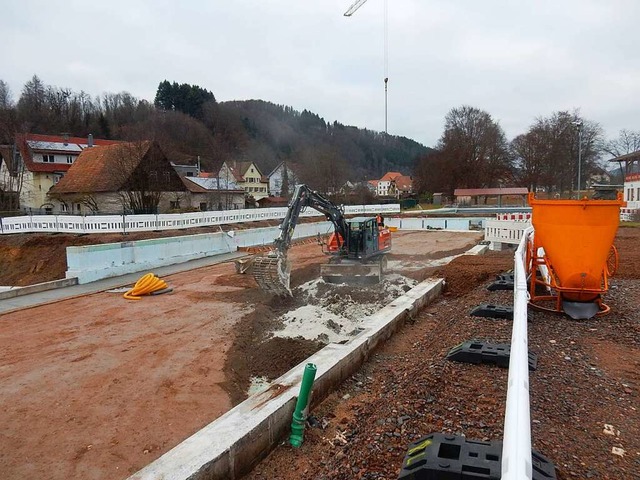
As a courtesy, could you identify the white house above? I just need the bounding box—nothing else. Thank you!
[5,133,118,213]
[182,176,245,210]
[268,161,300,197]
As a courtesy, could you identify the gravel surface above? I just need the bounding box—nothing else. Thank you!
[244,228,640,480]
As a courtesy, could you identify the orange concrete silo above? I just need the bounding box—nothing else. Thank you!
[527,192,626,319]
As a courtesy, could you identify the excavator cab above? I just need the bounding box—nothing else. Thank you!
[345,217,379,259]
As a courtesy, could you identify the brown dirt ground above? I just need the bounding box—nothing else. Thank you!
[0,229,481,480]
[245,228,640,480]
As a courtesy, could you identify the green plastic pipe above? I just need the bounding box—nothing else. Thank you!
[289,363,317,448]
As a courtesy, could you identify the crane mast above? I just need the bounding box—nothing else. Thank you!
[343,0,389,135]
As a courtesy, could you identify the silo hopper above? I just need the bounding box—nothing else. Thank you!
[527,192,626,319]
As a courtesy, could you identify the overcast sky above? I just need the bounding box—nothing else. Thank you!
[2,0,639,147]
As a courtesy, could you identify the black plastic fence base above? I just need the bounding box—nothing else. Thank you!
[470,304,514,320]
[398,433,557,480]
[487,279,514,291]
[446,340,537,371]
[487,272,515,291]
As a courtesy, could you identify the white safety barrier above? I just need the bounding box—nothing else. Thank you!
[484,219,531,249]
[501,226,533,480]
[620,208,638,222]
[0,204,400,235]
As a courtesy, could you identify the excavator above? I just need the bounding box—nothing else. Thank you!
[238,184,392,296]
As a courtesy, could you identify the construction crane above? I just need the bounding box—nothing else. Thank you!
[343,0,389,135]
[343,0,369,16]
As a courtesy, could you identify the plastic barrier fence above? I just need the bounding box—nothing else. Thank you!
[484,219,531,247]
[0,204,400,235]
[501,226,534,480]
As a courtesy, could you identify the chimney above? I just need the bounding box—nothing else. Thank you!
[63,133,69,146]
[87,134,94,148]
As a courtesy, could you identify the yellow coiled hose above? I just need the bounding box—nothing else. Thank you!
[123,273,169,300]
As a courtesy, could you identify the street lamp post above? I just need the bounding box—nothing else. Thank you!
[572,120,584,197]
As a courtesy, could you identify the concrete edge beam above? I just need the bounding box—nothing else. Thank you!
[128,277,444,480]
[467,244,489,255]
[0,277,78,300]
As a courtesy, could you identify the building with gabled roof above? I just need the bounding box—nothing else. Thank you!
[218,161,269,201]
[373,171,412,198]
[5,133,119,212]
[50,141,186,214]
[267,161,300,197]
[181,176,245,211]
[610,150,640,211]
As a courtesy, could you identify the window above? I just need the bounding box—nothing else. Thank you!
[251,168,254,173]
[66,155,73,164]
[199,202,207,211]
[170,200,180,209]
[42,154,54,163]
[163,171,171,184]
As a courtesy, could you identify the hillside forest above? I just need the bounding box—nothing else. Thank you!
[1,75,638,198]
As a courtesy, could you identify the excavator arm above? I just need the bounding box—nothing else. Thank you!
[251,184,347,296]
[273,184,347,256]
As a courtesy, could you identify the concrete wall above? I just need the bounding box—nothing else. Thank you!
[67,221,333,284]
[385,217,485,231]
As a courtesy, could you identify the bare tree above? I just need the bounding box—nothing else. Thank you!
[0,80,16,144]
[602,129,640,158]
[0,145,25,212]
[512,110,603,194]
[297,145,347,194]
[416,106,512,196]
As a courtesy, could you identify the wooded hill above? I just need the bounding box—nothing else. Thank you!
[0,77,431,192]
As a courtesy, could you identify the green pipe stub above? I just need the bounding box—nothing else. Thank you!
[289,363,317,448]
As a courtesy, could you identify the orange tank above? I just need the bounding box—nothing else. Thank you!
[527,192,626,317]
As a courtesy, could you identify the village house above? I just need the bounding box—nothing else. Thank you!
[49,141,186,214]
[368,171,413,199]
[267,161,300,197]
[0,133,118,213]
[218,161,269,202]
[181,176,245,211]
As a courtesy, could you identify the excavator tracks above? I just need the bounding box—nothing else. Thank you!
[251,253,292,296]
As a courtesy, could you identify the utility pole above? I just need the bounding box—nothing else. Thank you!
[572,121,584,197]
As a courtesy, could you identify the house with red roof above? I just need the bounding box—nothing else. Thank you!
[218,161,269,202]
[372,171,413,198]
[1,133,119,212]
[50,141,186,214]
